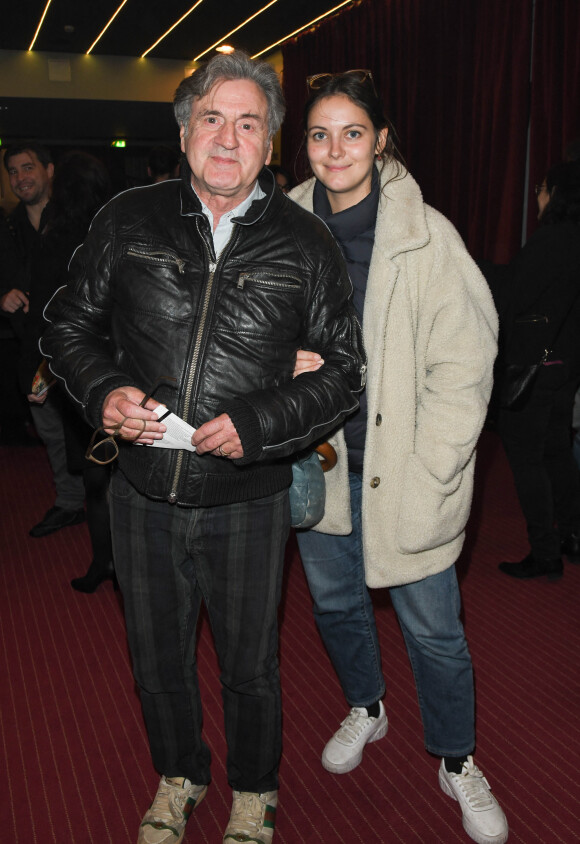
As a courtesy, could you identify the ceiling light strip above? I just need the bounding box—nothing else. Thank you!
[28,0,53,51]
[252,0,354,58]
[194,0,279,62]
[86,0,131,55]
[141,0,205,58]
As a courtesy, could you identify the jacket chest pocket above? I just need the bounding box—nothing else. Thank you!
[125,246,186,274]
[120,245,193,319]
[220,270,305,341]
[236,271,302,293]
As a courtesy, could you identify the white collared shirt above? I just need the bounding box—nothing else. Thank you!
[197,181,266,260]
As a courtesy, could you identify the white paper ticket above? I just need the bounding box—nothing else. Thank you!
[147,404,197,452]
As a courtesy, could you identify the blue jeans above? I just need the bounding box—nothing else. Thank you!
[296,472,475,757]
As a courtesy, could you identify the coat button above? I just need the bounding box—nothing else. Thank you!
[376,413,382,426]
[370,477,380,488]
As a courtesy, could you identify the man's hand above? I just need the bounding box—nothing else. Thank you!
[102,386,167,445]
[192,413,244,459]
[27,391,48,405]
[1,289,29,314]
[293,349,324,377]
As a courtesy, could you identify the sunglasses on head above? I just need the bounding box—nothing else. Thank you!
[306,69,374,92]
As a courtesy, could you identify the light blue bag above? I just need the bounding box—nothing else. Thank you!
[289,451,325,528]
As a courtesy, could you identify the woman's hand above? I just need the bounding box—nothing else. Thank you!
[293,349,324,378]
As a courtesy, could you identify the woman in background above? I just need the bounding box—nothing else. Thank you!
[291,71,508,844]
[489,161,580,580]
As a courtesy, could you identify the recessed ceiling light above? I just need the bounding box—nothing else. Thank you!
[216,45,234,54]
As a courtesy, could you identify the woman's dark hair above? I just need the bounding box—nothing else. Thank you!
[301,72,406,185]
[542,161,580,225]
[47,151,112,239]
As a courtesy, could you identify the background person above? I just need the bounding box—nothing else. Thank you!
[41,51,365,844]
[291,70,508,844]
[147,145,179,183]
[484,161,580,580]
[0,208,33,445]
[20,150,116,592]
[2,141,86,536]
[267,164,292,193]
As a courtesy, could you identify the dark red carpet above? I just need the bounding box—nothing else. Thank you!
[1,430,579,842]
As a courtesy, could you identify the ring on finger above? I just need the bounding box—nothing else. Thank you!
[218,444,230,458]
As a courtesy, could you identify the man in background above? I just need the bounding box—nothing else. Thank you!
[2,142,85,536]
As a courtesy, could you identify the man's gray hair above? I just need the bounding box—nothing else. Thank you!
[174,51,285,140]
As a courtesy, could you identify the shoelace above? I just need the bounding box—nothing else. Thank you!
[230,792,264,831]
[453,762,495,810]
[149,779,191,821]
[336,708,375,745]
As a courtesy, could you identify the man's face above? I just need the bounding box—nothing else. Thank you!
[6,151,53,207]
[180,78,273,207]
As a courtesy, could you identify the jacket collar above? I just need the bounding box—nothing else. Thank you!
[289,160,430,260]
[312,166,380,244]
[179,158,278,225]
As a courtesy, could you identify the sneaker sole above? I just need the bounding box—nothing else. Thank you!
[321,718,388,774]
[438,769,508,844]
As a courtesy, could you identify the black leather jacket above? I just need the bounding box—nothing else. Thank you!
[41,166,366,507]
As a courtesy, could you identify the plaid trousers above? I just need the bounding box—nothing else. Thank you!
[110,469,290,792]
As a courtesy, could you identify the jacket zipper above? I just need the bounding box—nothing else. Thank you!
[168,214,232,504]
[126,247,185,274]
[167,255,216,503]
[236,273,301,291]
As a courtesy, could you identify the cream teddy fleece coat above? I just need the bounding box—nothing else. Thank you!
[290,164,498,588]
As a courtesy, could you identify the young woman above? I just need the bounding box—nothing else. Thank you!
[291,71,508,844]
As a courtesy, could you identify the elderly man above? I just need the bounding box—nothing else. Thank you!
[41,52,364,844]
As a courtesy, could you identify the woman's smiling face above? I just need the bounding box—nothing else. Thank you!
[306,94,387,213]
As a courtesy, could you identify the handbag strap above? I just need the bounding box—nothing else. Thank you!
[534,284,580,359]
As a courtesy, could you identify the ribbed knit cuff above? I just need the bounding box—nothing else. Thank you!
[86,375,139,429]
[219,398,263,465]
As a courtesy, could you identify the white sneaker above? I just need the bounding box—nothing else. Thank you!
[438,757,508,844]
[223,790,278,843]
[138,776,207,844]
[321,701,388,774]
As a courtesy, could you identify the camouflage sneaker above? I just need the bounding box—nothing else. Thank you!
[138,776,207,844]
[223,790,278,843]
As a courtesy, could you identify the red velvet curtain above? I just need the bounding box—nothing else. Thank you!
[282,0,533,262]
[527,0,580,233]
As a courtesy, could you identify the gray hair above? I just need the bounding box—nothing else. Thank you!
[174,51,285,140]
